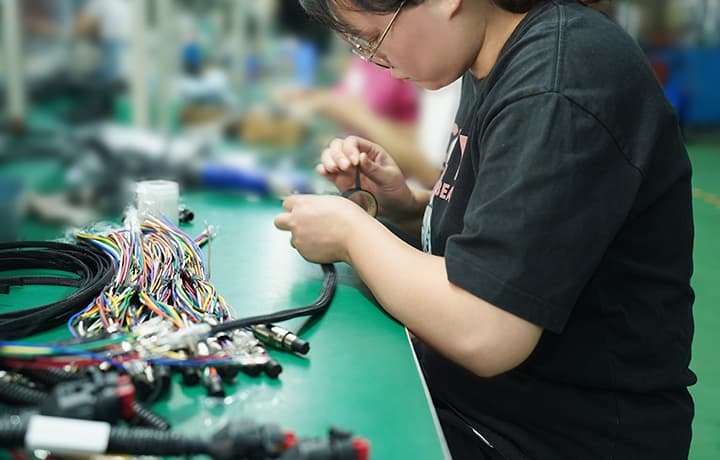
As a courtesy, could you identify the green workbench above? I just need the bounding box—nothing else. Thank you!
[3,189,450,460]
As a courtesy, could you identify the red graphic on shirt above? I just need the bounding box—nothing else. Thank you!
[433,122,467,202]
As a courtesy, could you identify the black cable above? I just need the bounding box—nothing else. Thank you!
[0,240,332,339]
[0,241,115,340]
[0,380,48,406]
[209,263,336,334]
[130,401,171,431]
[0,413,27,447]
[0,414,206,456]
[0,414,367,459]
[16,368,81,387]
[107,425,207,455]
[0,416,279,458]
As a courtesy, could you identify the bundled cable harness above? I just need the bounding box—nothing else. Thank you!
[70,217,235,336]
[1,213,336,396]
[0,368,369,459]
[0,241,115,340]
[0,414,369,459]
[0,213,355,458]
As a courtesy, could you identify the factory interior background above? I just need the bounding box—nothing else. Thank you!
[0,1,718,458]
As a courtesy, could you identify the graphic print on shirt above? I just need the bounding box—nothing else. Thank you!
[421,122,468,253]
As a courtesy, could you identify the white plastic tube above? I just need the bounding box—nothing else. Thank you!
[25,415,111,455]
[136,180,179,225]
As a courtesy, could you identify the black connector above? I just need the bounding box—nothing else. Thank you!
[131,365,172,404]
[263,359,283,379]
[240,364,263,378]
[36,368,169,429]
[178,206,194,224]
[203,367,225,397]
[208,420,287,460]
[252,324,310,355]
[38,371,128,423]
[180,366,201,386]
[216,364,241,381]
[280,428,369,460]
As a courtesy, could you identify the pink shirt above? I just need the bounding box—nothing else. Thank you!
[335,56,419,124]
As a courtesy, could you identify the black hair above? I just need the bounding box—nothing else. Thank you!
[298,0,422,36]
[493,0,603,13]
[298,0,604,34]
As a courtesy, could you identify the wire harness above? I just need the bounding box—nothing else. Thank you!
[1,414,369,459]
[0,241,115,340]
[1,214,337,397]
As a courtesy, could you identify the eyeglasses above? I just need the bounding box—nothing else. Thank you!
[345,0,406,69]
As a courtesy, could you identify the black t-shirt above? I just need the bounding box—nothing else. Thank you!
[417,1,696,459]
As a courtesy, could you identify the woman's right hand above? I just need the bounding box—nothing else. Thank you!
[317,136,419,220]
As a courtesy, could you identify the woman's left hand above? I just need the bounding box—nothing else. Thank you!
[274,194,370,264]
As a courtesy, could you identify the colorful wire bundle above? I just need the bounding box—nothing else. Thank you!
[70,217,234,337]
[0,217,334,386]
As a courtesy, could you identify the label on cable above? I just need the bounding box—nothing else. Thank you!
[26,415,111,455]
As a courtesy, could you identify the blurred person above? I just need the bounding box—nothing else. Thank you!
[279,0,461,181]
[176,42,235,111]
[75,0,130,81]
[21,0,73,38]
[275,0,696,459]
[18,1,79,79]
[281,54,460,187]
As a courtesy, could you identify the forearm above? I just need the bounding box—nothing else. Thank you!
[345,217,541,377]
[383,187,432,240]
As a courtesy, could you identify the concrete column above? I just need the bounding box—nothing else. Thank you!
[130,0,149,128]
[231,1,248,91]
[3,0,26,124]
[156,0,177,132]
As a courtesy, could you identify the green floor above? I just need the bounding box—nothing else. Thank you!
[687,142,720,460]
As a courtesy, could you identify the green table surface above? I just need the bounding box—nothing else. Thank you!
[2,190,450,460]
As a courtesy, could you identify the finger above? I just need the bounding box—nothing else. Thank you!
[316,163,328,176]
[329,138,352,171]
[320,147,340,173]
[281,195,298,211]
[358,152,394,184]
[274,212,291,230]
[343,136,362,166]
[350,136,384,162]
[329,137,344,152]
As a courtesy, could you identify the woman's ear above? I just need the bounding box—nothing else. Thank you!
[446,0,463,18]
[426,0,463,20]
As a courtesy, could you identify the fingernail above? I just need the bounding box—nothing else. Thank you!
[339,158,350,169]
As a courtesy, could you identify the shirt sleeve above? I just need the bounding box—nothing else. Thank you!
[444,92,642,333]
